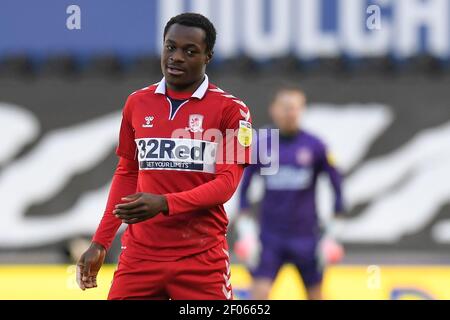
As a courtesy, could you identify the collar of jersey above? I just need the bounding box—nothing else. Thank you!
[155,74,209,100]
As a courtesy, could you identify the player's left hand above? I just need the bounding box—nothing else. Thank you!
[113,192,168,224]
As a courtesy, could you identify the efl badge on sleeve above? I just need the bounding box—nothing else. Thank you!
[186,114,204,133]
[238,120,252,147]
[327,152,337,166]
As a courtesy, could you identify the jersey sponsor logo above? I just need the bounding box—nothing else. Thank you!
[265,165,313,190]
[185,114,204,133]
[238,120,252,147]
[142,115,154,128]
[135,137,217,173]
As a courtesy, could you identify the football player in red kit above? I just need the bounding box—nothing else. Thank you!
[76,13,252,300]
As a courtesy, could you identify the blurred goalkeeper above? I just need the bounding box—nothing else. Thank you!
[237,88,345,300]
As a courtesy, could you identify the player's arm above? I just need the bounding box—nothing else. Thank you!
[239,163,258,214]
[319,145,346,262]
[233,163,261,263]
[231,163,259,236]
[165,163,244,215]
[77,96,138,290]
[92,156,138,247]
[77,156,138,290]
[320,146,345,216]
[113,163,244,219]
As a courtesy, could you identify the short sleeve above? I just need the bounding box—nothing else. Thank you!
[218,100,253,166]
[115,96,137,160]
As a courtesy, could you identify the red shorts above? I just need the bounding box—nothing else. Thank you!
[108,240,233,300]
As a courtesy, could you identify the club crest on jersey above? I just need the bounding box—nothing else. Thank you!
[296,148,313,166]
[186,114,204,133]
[142,115,154,128]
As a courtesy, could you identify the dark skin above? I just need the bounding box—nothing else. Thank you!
[162,23,213,91]
[76,242,105,290]
[76,23,213,291]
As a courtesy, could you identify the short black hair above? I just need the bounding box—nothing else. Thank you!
[163,13,216,54]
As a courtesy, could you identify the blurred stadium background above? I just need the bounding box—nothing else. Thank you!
[1,0,450,299]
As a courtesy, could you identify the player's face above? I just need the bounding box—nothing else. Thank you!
[270,91,305,134]
[162,24,212,92]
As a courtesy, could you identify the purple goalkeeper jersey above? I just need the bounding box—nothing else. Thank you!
[239,129,344,238]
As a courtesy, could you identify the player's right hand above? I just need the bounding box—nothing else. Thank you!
[76,242,106,290]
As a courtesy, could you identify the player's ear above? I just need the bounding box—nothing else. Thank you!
[205,50,213,65]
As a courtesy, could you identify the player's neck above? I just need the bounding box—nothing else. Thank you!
[166,88,193,100]
[165,75,205,97]
[279,128,300,138]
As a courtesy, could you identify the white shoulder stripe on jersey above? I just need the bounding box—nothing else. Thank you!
[130,86,152,96]
[209,88,248,115]
[209,88,225,93]
[233,100,247,108]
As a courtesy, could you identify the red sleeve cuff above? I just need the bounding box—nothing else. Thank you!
[164,193,176,216]
[91,237,108,250]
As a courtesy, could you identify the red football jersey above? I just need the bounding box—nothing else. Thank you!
[116,75,252,261]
